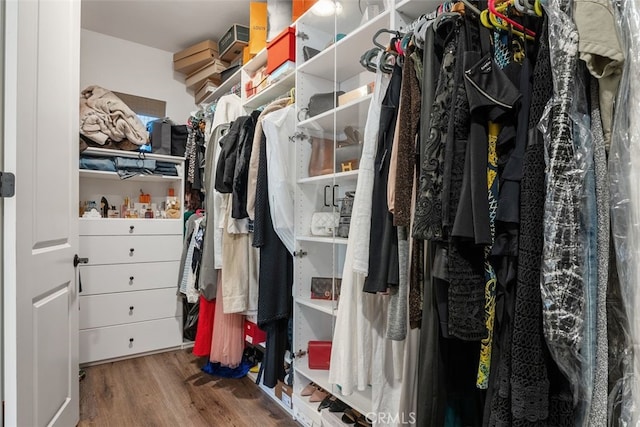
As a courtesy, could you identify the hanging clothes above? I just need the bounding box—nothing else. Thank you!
[254,127,293,388]
[209,270,245,368]
[262,104,297,255]
[330,53,391,396]
[363,63,402,294]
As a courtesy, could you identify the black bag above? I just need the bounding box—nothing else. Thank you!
[307,91,345,117]
[171,125,188,157]
[303,46,321,61]
[148,119,172,155]
[311,277,342,300]
[183,298,199,342]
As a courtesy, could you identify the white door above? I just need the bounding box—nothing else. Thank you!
[3,0,81,426]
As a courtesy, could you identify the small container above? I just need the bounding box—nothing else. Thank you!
[144,208,154,219]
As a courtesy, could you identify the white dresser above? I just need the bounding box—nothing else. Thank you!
[78,148,185,364]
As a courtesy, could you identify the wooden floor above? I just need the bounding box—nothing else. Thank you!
[79,349,299,427]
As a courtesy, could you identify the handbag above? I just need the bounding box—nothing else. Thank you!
[171,125,188,157]
[311,277,342,300]
[337,191,355,238]
[310,211,340,236]
[303,46,321,61]
[308,340,332,370]
[307,91,345,117]
[148,118,172,155]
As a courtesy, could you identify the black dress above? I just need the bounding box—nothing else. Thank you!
[363,64,403,294]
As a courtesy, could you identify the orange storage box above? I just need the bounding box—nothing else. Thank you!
[266,26,296,75]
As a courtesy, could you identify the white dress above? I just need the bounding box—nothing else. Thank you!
[329,56,391,397]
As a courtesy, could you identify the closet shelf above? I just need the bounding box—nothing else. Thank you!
[82,147,185,163]
[200,68,242,105]
[296,298,336,316]
[298,94,373,134]
[247,366,295,416]
[294,363,372,416]
[396,0,442,20]
[292,395,323,426]
[79,169,182,183]
[297,10,391,82]
[297,170,359,184]
[243,71,295,110]
[296,236,349,245]
[243,47,268,73]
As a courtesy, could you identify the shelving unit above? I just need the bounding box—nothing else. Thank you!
[78,147,185,365]
[296,298,336,316]
[196,0,432,422]
[244,71,296,110]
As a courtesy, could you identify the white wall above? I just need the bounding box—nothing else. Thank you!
[80,29,195,123]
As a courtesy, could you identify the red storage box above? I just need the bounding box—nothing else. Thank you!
[308,340,332,370]
[266,26,296,75]
[244,320,266,345]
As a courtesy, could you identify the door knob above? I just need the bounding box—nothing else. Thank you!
[73,254,88,267]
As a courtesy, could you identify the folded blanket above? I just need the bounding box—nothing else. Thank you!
[80,85,149,146]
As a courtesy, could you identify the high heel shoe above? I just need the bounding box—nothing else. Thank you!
[301,382,317,397]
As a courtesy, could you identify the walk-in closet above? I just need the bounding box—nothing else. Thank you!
[3,0,637,426]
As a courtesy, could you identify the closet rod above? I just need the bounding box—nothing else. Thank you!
[459,0,482,16]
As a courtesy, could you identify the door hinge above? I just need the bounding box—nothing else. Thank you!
[0,172,15,197]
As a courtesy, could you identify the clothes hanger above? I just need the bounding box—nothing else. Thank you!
[372,28,405,53]
[488,0,536,37]
[534,0,543,16]
[488,9,535,40]
[459,0,483,16]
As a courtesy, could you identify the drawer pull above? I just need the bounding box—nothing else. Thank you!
[129,338,134,343]
[129,225,135,233]
[129,276,134,281]
[129,248,135,255]
[129,306,134,311]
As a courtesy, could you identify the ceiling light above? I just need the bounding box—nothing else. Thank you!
[312,0,343,16]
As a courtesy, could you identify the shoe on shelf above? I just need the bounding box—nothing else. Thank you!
[341,408,361,424]
[301,382,317,397]
[309,388,328,403]
[328,398,349,413]
[355,413,373,427]
[318,395,337,412]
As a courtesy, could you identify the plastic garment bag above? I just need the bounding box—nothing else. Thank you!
[609,0,640,424]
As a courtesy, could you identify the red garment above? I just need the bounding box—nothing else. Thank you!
[193,294,215,357]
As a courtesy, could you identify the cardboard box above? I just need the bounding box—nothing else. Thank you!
[185,59,229,90]
[275,380,293,409]
[173,40,218,62]
[173,40,219,74]
[195,77,221,104]
[174,49,218,75]
[266,26,295,75]
[219,24,250,62]
[338,82,375,106]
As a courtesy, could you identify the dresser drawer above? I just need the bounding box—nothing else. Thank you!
[80,288,181,329]
[80,218,182,236]
[80,235,182,265]
[79,261,180,295]
[79,317,182,364]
